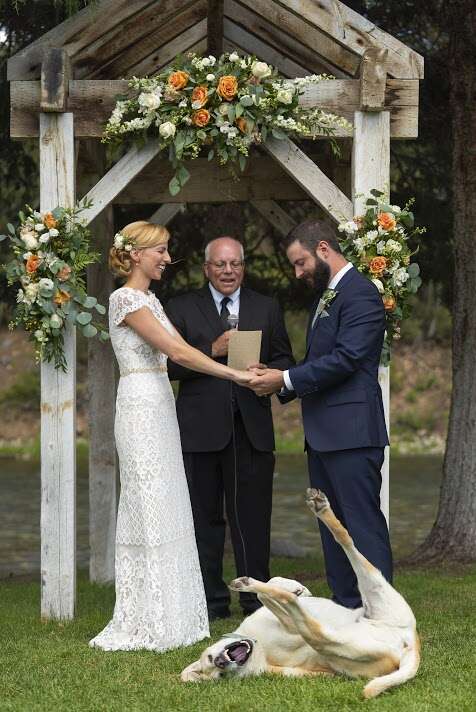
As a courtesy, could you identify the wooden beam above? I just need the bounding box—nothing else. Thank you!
[112,152,309,203]
[275,0,424,79]
[10,78,419,139]
[359,48,388,111]
[208,0,224,56]
[250,200,296,237]
[149,203,185,225]
[225,0,359,76]
[40,48,71,112]
[7,0,153,80]
[39,112,76,620]
[264,136,353,223]
[351,110,391,524]
[79,142,162,224]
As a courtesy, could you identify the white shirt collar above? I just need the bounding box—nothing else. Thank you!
[328,262,353,291]
[208,282,240,313]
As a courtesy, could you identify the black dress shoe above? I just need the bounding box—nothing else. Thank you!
[208,609,231,621]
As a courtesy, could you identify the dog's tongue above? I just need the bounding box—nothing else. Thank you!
[227,642,249,664]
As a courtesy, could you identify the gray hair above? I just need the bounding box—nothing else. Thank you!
[204,237,244,262]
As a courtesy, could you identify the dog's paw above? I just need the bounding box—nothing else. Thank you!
[229,576,252,591]
[306,488,330,517]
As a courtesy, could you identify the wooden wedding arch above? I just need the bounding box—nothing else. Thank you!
[7,0,422,619]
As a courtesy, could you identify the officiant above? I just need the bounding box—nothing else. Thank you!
[166,236,294,620]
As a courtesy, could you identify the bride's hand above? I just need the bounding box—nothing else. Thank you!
[232,369,253,387]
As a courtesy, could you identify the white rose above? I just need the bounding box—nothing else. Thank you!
[23,233,39,250]
[251,61,272,79]
[50,314,63,329]
[159,121,176,139]
[276,88,294,104]
[48,228,59,237]
[34,223,46,232]
[39,278,54,291]
[201,57,211,67]
[229,52,240,62]
[138,91,161,110]
[371,278,385,294]
[39,233,50,244]
[391,205,401,213]
[207,55,216,66]
[206,73,215,81]
[113,233,124,249]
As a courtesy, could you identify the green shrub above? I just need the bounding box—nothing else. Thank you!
[0,371,40,410]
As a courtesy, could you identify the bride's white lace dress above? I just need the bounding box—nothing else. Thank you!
[89,287,209,651]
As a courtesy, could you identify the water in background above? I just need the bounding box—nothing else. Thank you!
[0,454,441,577]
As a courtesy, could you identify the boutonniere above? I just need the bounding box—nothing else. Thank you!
[312,288,338,327]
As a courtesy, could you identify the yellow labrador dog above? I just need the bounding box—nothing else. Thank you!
[181,489,420,698]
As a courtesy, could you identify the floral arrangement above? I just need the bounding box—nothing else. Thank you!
[103,51,351,195]
[338,190,425,365]
[1,203,109,371]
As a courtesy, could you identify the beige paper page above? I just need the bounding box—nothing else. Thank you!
[227,330,262,370]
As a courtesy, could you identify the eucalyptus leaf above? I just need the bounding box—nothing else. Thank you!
[0,235,6,242]
[83,296,97,308]
[82,323,98,338]
[227,104,235,123]
[208,149,214,161]
[94,303,106,315]
[76,312,92,325]
[7,223,15,235]
[271,128,286,140]
[177,165,191,186]
[365,198,378,206]
[99,331,110,342]
[235,103,244,118]
[238,154,247,172]
[370,189,385,197]
[169,176,181,196]
[407,263,420,277]
[239,96,254,107]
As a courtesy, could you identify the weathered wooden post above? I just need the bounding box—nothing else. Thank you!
[39,49,76,618]
[351,48,391,524]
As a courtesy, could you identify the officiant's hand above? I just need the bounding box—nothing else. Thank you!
[248,368,284,395]
[212,331,232,358]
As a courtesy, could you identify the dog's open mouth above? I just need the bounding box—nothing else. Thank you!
[221,639,253,666]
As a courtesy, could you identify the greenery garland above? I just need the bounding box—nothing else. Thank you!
[338,190,425,365]
[103,51,351,196]
[1,202,109,371]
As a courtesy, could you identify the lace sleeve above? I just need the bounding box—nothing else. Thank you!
[109,289,149,327]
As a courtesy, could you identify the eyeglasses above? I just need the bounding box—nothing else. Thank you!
[205,260,245,271]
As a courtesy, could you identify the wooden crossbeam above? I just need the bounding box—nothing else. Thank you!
[40,48,71,112]
[149,203,185,225]
[264,136,353,223]
[10,78,419,139]
[250,200,296,237]
[79,142,162,224]
[360,48,388,111]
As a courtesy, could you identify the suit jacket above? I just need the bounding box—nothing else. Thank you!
[165,285,295,453]
[285,266,389,452]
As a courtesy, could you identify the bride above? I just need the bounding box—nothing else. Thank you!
[89,221,252,652]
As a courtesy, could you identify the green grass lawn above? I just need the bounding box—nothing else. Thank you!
[1,558,475,712]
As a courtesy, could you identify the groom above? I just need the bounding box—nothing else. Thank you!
[249,219,392,609]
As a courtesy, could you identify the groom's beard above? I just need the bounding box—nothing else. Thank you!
[312,257,331,297]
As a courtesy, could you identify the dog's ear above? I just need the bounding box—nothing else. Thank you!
[181,660,205,682]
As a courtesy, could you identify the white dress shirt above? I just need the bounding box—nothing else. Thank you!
[209,282,240,320]
[283,262,353,391]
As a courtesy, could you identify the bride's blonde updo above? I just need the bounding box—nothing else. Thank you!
[109,221,170,279]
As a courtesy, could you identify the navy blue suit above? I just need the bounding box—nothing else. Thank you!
[286,266,392,608]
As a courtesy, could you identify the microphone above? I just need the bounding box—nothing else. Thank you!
[227,314,239,330]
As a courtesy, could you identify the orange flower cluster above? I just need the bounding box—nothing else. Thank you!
[43,212,58,229]
[192,109,210,127]
[217,75,238,101]
[53,289,71,305]
[168,71,189,91]
[26,255,40,274]
[369,256,387,276]
[191,85,208,108]
[377,212,396,231]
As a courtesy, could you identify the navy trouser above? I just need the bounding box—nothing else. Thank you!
[307,445,393,608]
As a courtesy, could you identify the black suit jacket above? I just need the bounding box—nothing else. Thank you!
[165,285,295,453]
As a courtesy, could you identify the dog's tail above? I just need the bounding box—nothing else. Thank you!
[362,633,421,699]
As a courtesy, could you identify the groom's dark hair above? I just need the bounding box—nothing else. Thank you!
[283,219,342,255]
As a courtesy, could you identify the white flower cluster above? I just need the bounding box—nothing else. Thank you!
[113,231,135,252]
[338,220,360,235]
[191,54,217,70]
[138,87,162,112]
[291,74,334,90]
[391,267,410,288]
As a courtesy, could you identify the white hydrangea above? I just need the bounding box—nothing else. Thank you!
[376,240,386,254]
[24,282,39,303]
[366,230,378,242]
[392,267,409,287]
[339,220,359,234]
[353,237,367,253]
[385,239,402,254]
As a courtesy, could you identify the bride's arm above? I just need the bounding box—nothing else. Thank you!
[124,307,250,385]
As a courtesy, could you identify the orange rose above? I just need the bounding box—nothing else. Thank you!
[369,256,388,276]
[236,117,248,133]
[26,255,40,274]
[191,85,208,108]
[53,289,71,305]
[383,295,396,311]
[217,75,238,101]
[57,264,72,282]
[43,212,57,229]
[377,212,397,231]
[168,70,189,91]
[192,109,210,127]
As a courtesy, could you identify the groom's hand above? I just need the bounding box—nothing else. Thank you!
[248,368,284,396]
[211,331,232,357]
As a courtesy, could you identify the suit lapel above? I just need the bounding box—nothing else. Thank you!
[236,287,253,331]
[196,284,224,336]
